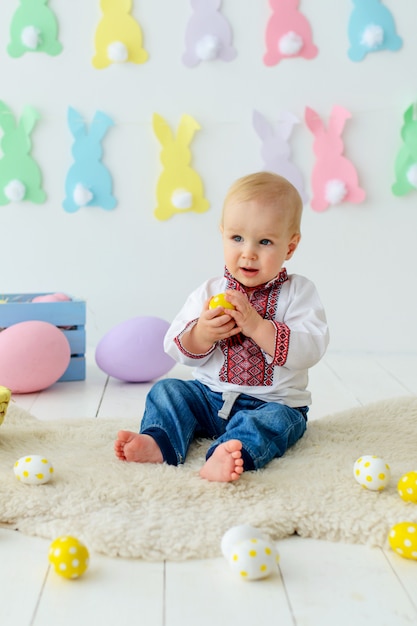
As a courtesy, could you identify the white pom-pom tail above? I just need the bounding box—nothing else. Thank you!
[4,179,26,202]
[195,35,221,61]
[279,31,303,56]
[107,41,128,63]
[325,179,347,205]
[73,183,93,207]
[171,189,193,209]
[406,164,417,188]
[361,24,384,49]
[21,26,41,50]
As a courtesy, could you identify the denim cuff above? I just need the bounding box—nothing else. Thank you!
[141,427,178,466]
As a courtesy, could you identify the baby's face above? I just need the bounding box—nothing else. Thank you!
[221,198,300,288]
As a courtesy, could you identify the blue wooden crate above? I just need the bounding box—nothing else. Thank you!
[0,293,86,381]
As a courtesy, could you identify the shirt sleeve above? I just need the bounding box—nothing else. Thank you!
[277,276,329,370]
[164,277,225,366]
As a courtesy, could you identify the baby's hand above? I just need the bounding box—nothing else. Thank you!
[188,298,241,353]
[221,290,263,338]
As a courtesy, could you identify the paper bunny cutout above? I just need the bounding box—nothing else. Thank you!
[253,109,308,204]
[7,0,62,58]
[347,0,402,62]
[92,0,148,69]
[152,113,210,221]
[392,104,417,197]
[0,101,46,205]
[182,0,237,67]
[264,0,318,66]
[63,107,116,213]
[305,106,366,212]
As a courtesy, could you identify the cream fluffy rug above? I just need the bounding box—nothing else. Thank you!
[1,398,417,561]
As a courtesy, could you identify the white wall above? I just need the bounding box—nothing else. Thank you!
[1,1,416,352]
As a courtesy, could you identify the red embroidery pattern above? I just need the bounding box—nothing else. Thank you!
[219,269,290,386]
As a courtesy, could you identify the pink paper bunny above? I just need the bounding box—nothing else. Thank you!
[253,109,308,204]
[305,106,366,212]
[264,0,318,66]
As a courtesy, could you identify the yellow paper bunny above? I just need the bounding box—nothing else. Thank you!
[153,113,210,221]
[92,0,148,69]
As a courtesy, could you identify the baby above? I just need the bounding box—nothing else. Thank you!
[115,172,329,481]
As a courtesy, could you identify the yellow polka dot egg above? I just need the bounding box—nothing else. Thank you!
[13,455,54,485]
[388,523,417,560]
[221,525,279,581]
[353,455,391,491]
[48,536,90,579]
[397,471,417,503]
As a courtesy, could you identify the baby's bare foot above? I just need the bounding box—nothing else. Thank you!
[199,440,244,482]
[114,431,163,463]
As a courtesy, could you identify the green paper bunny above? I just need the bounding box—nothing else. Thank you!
[0,101,46,205]
[7,0,62,58]
[392,104,417,197]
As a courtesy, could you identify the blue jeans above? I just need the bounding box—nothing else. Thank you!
[140,379,308,471]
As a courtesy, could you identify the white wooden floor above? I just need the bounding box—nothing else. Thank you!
[2,352,417,626]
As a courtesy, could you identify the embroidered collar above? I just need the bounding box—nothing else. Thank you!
[224,267,288,293]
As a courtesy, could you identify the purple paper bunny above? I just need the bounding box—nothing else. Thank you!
[253,109,308,204]
[182,0,237,67]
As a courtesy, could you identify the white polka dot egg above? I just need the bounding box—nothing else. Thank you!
[353,455,391,491]
[388,523,417,560]
[229,537,279,581]
[221,525,279,581]
[13,454,54,485]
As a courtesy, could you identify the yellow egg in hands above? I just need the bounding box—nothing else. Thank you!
[209,293,235,311]
[48,536,90,579]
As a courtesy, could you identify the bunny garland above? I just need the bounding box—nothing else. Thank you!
[63,108,116,213]
[0,101,46,205]
[152,113,210,221]
[347,0,402,62]
[253,109,308,204]
[264,0,318,66]
[305,106,366,212]
[92,0,148,69]
[182,0,237,67]
[7,0,62,58]
[392,104,417,197]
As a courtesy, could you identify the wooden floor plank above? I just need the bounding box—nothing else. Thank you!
[165,558,294,626]
[34,553,164,626]
[278,536,417,626]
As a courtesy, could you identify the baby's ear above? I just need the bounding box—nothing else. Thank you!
[286,234,301,259]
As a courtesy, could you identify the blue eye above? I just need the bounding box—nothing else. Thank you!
[260,239,272,245]
[232,235,243,242]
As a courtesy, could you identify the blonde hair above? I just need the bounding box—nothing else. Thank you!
[221,171,303,235]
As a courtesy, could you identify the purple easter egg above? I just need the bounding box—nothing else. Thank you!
[95,317,175,382]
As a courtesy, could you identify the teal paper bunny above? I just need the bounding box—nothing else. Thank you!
[8,0,62,58]
[0,101,46,205]
[347,0,402,62]
[63,107,116,213]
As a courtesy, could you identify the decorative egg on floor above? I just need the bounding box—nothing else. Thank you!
[0,385,11,425]
[221,524,267,560]
[388,523,417,560]
[397,472,417,503]
[95,316,175,382]
[48,536,90,579]
[228,537,279,581]
[13,455,54,485]
[353,455,391,491]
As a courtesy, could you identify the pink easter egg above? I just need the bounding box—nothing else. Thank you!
[32,293,71,303]
[95,317,175,382]
[0,321,71,393]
